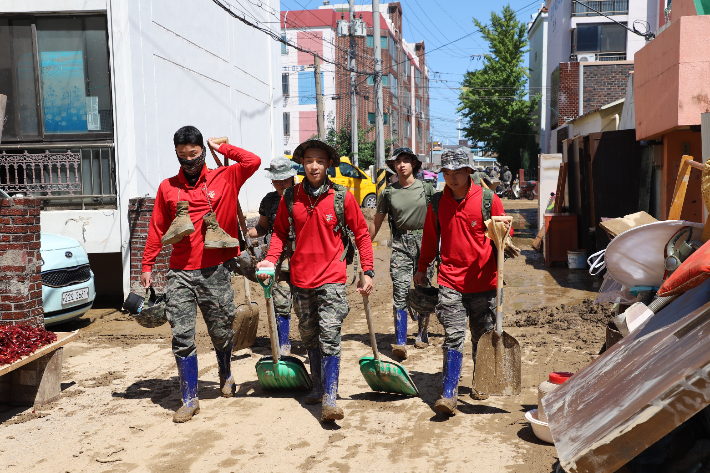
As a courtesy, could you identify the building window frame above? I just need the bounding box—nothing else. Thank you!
[282,73,289,96]
[283,112,290,137]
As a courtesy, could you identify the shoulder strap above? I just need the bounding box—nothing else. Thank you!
[431,191,443,238]
[283,186,295,221]
[423,182,435,206]
[330,183,353,263]
[481,188,493,223]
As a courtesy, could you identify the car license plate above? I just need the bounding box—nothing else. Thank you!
[62,287,89,306]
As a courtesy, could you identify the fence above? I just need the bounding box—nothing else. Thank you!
[0,143,116,209]
[572,0,628,16]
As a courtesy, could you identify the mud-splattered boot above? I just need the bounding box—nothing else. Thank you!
[305,349,324,405]
[203,212,239,249]
[277,315,292,356]
[173,354,200,423]
[391,307,408,360]
[414,312,430,349]
[434,349,462,415]
[216,344,235,397]
[162,201,195,244]
[321,355,344,422]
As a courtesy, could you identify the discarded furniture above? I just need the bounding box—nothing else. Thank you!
[544,213,578,268]
[0,331,79,406]
[542,279,710,473]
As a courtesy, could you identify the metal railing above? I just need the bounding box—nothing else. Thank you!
[572,0,628,16]
[0,142,117,209]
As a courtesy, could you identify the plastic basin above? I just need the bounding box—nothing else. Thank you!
[525,409,554,444]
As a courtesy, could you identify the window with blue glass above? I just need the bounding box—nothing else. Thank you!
[366,35,388,49]
[297,71,323,105]
[366,75,388,86]
[367,113,389,125]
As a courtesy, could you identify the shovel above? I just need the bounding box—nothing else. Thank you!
[232,199,261,351]
[254,269,312,391]
[358,269,419,396]
[473,216,521,396]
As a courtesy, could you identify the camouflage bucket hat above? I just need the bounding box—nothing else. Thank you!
[387,147,422,173]
[292,139,339,166]
[440,148,472,172]
[264,156,297,181]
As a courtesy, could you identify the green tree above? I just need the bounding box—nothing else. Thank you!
[316,119,394,170]
[458,4,539,169]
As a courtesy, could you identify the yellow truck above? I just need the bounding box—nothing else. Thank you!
[288,155,386,208]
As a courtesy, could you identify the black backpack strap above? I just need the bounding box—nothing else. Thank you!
[481,187,494,223]
[331,183,352,263]
[283,186,296,253]
[430,191,443,248]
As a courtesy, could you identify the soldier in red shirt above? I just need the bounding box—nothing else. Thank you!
[141,126,260,423]
[257,139,374,423]
[415,149,511,415]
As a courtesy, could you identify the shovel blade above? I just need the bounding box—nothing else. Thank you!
[255,356,313,391]
[233,302,259,351]
[358,357,419,396]
[473,330,521,396]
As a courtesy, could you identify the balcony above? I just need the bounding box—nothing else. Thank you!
[572,0,628,17]
[0,142,116,210]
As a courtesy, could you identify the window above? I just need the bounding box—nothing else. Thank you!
[575,23,627,53]
[367,113,388,125]
[339,162,364,179]
[417,125,422,142]
[283,112,290,136]
[282,73,289,96]
[327,167,336,178]
[366,35,387,49]
[416,98,422,114]
[281,34,288,54]
[297,71,322,105]
[366,75,388,86]
[389,74,397,96]
[0,15,113,141]
[415,68,421,87]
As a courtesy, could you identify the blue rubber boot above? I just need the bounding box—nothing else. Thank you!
[305,349,324,405]
[415,312,430,348]
[216,344,235,398]
[173,354,200,423]
[321,355,344,422]
[392,307,408,360]
[276,315,292,356]
[434,349,463,415]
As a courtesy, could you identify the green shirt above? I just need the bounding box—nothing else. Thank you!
[376,179,428,231]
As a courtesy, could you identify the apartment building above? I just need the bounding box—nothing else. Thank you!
[281,2,430,161]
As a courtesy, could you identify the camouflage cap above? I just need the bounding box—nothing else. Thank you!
[386,147,422,173]
[440,148,472,172]
[292,139,339,166]
[264,156,297,181]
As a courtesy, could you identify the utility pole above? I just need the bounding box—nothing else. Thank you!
[458,116,462,142]
[373,0,385,173]
[349,0,359,167]
[314,55,325,140]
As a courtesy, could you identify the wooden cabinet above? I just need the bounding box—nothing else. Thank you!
[544,213,578,268]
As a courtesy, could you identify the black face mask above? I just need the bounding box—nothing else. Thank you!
[177,147,206,176]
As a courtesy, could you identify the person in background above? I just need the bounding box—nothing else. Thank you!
[248,157,297,356]
[370,147,435,359]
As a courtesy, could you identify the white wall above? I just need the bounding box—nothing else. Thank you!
[528,11,549,154]
[0,0,106,13]
[40,210,121,253]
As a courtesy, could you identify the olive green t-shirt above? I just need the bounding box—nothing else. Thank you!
[376,179,428,231]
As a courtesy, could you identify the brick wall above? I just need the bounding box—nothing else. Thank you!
[582,63,634,114]
[128,197,172,294]
[0,198,43,326]
[557,62,580,127]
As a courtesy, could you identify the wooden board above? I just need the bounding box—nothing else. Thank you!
[553,163,567,213]
[599,211,658,239]
[668,155,699,220]
[542,279,710,473]
[0,331,79,377]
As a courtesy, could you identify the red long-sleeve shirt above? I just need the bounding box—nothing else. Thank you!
[142,144,260,272]
[417,180,511,293]
[265,182,373,289]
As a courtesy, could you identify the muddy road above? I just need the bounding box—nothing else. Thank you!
[1,200,610,472]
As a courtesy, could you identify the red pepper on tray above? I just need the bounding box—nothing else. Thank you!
[0,325,57,365]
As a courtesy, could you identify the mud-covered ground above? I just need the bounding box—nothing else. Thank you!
[1,200,611,472]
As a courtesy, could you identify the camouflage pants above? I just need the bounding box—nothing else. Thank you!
[390,232,433,310]
[435,286,496,355]
[165,263,236,358]
[292,284,349,356]
[273,272,294,320]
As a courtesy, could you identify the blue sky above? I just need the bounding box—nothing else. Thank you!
[280,0,541,146]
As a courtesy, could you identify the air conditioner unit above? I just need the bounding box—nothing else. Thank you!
[416,111,423,119]
[577,53,596,62]
[337,19,349,37]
